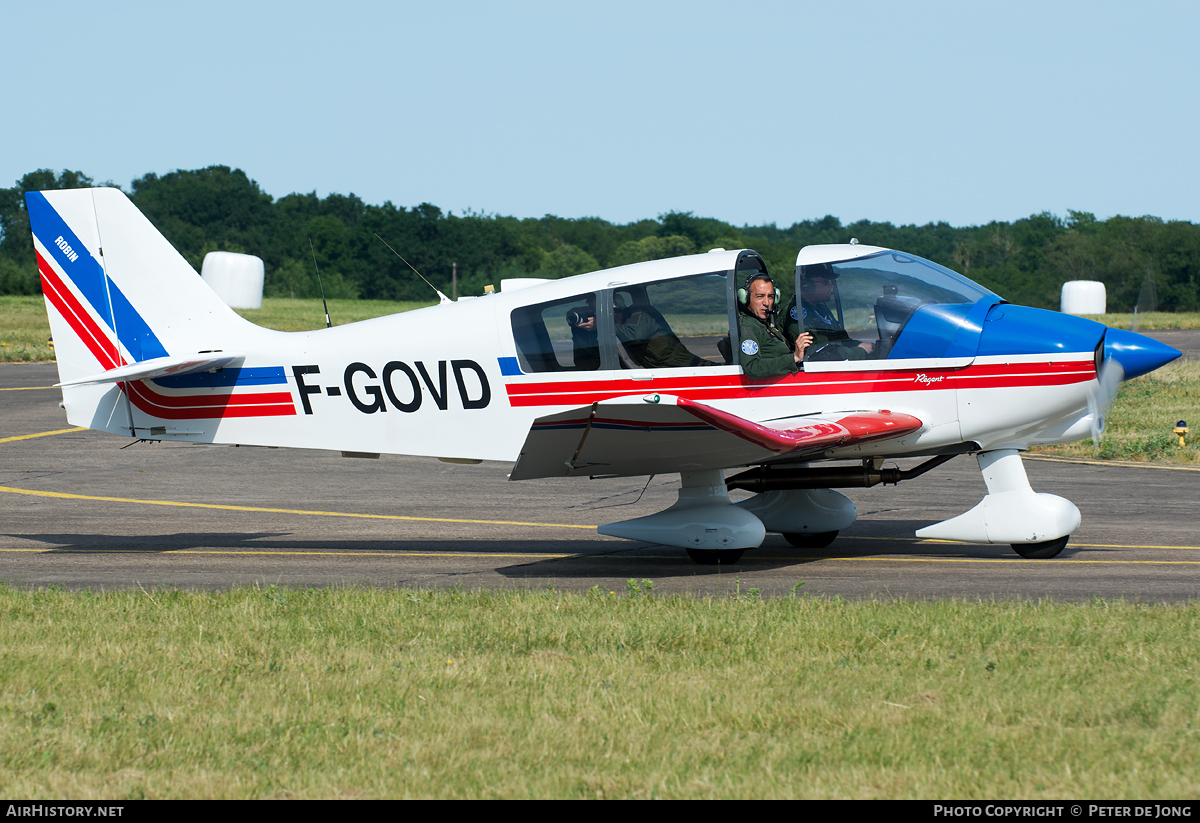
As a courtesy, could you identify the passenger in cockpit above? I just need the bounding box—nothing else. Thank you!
[784,268,873,361]
[567,295,600,370]
[614,287,712,369]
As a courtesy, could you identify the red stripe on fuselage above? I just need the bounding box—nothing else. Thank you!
[502,360,1095,407]
[125,381,295,418]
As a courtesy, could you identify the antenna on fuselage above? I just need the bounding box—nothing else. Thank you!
[308,237,332,329]
[373,233,451,304]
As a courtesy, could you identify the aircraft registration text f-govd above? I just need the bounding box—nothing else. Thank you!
[292,360,492,415]
[28,187,1181,564]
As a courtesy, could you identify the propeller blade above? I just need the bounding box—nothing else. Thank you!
[1088,356,1125,453]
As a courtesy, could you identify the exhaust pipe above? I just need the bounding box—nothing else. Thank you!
[726,454,957,493]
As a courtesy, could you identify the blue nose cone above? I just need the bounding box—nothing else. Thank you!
[1104,328,1181,379]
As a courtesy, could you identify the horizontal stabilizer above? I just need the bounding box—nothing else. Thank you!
[509,394,922,480]
[55,353,245,388]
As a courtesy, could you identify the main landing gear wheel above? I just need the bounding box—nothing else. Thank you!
[686,548,745,565]
[783,531,838,549]
[1011,536,1069,559]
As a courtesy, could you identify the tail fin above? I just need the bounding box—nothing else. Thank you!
[29,187,250,382]
[29,187,274,434]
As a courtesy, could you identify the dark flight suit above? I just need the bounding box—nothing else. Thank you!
[616,306,709,369]
[571,327,600,370]
[737,310,798,379]
[782,295,869,361]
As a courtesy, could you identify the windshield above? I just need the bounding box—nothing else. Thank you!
[822,251,996,308]
[796,251,999,361]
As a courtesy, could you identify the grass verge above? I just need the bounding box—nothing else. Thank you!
[231,298,435,331]
[2,587,1199,799]
[1032,360,1200,464]
[1081,312,1200,330]
[0,296,432,362]
[0,296,56,362]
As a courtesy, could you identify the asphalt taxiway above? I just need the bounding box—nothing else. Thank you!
[2,362,1197,600]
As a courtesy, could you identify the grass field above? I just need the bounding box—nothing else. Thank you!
[1032,359,1200,464]
[1,296,57,362]
[0,295,434,362]
[231,297,436,331]
[2,586,1198,800]
[1082,312,1200,330]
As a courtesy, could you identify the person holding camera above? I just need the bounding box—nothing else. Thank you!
[566,296,601,370]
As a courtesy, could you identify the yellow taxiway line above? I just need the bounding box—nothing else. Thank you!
[0,427,86,444]
[2,428,1196,562]
[0,385,57,391]
[1026,454,1200,471]
[2,544,1198,565]
[1,483,1198,563]
[0,485,596,531]
[840,535,1200,551]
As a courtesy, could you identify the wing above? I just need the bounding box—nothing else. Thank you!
[508,394,922,480]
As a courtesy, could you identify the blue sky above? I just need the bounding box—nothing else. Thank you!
[6,1,1197,227]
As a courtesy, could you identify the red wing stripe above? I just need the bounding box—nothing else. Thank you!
[674,398,923,455]
[674,397,843,454]
[834,411,925,443]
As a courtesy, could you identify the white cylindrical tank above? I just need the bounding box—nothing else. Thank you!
[1060,280,1106,315]
[201,251,265,309]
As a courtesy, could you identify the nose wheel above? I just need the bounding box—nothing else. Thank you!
[1011,536,1069,559]
[916,450,1080,554]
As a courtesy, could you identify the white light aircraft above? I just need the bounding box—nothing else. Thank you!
[28,188,1181,564]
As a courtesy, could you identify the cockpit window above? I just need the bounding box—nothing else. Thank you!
[797,251,998,360]
[610,272,731,369]
[828,252,994,307]
[510,272,737,373]
[511,293,600,373]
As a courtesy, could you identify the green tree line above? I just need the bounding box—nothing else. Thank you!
[2,165,1197,311]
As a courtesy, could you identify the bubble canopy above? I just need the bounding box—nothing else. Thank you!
[794,245,1001,362]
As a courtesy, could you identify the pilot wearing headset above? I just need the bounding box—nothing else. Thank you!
[737,272,813,379]
[783,267,872,361]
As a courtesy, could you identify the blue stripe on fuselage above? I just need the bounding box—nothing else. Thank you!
[26,191,168,362]
[153,367,288,389]
[498,357,523,376]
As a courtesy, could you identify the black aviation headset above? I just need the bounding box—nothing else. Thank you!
[737,271,779,306]
[737,271,781,325]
